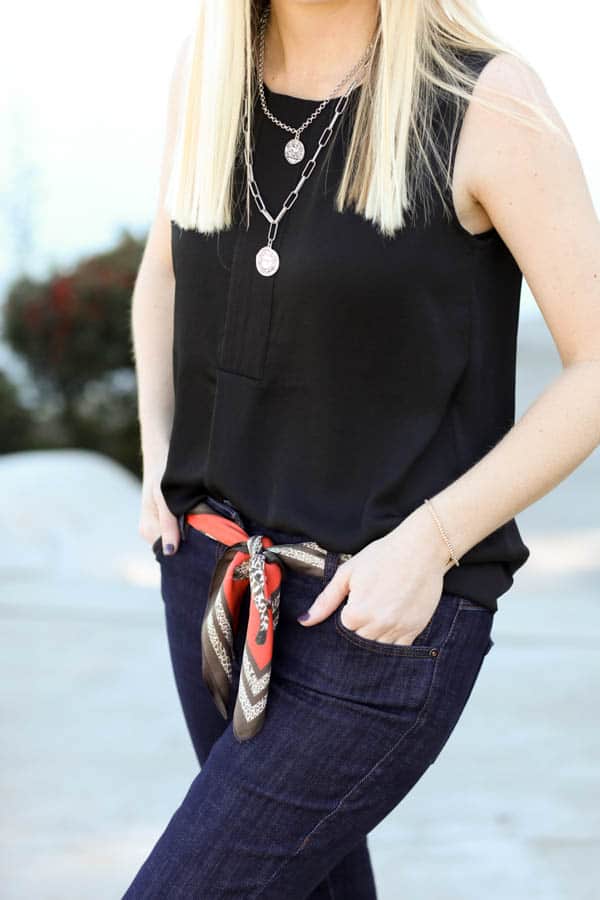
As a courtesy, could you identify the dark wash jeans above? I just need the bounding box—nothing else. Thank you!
[122,496,495,899]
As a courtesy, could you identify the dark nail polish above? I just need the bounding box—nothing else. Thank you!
[165,543,175,555]
[297,611,310,622]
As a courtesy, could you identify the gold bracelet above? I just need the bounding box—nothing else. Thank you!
[423,498,460,568]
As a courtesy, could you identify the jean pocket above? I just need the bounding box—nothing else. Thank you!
[334,594,448,658]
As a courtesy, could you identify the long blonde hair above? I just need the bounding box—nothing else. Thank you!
[166,0,556,237]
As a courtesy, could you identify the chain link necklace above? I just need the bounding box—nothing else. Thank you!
[257,4,375,166]
[246,30,375,276]
[245,78,361,277]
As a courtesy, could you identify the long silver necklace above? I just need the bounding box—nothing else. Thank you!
[246,46,375,276]
[257,5,375,165]
[246,73,363,277]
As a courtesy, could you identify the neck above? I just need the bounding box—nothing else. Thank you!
[263,0,378,100]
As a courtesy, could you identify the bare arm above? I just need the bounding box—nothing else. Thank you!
[425,54,600,568]
[304,53,600,639]
[131,33,191,550]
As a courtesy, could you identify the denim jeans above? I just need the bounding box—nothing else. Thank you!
[122,496,495,899]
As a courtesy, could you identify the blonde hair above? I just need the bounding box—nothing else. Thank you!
[166,0,558,237]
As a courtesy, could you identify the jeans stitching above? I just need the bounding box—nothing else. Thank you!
[334,610,435,657]
[326,873,335,900]
[251,599,463,898]
[333,598,440,657]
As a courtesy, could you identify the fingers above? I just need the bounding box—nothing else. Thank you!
[297,562,352,626]
[156,502,180,555]
[340,604,414,644]
[338,599,362,633]
[141,482,181,555]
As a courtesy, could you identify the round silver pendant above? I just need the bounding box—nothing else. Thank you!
[284,138,305,165]
[256,245,280,277]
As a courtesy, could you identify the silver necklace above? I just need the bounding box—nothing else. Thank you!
[245,59,370,277]
[257,5,375,165]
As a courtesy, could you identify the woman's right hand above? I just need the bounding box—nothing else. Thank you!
[139,472,180,555]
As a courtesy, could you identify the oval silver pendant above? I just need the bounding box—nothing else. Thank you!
[256,245,280,277]
[284,138,305,165]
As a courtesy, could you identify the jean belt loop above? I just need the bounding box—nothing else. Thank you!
[178,513,188,541]
[223,499,245,529]
[205,495,245,529]
[323,549,341,586]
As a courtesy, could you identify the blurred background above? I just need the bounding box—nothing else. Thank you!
[1,1,598,898]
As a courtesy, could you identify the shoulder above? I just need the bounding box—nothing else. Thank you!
[470,50,554,116]
[433,49,557,160]
[464,48,568,144]
[457,50,572,196]
[448,49,574,236]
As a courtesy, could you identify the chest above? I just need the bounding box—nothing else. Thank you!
[170,99,474,387]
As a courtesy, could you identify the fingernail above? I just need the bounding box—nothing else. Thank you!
[164,543,175,555]
[297,611,311,622]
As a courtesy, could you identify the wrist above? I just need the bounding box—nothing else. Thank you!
[142,446,169,484]
[388,503,455,572]
[422,497,461,570]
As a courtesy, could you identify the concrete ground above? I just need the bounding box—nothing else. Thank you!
[1,316,599,899]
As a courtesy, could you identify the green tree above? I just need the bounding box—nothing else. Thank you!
[2,228,147,473]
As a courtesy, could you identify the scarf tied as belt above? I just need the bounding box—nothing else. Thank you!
[184,502,352,742]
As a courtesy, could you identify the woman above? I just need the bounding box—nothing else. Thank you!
[125,0,600,896]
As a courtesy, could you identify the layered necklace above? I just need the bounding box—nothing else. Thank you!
[246,6,376,276]
[257,6,374,166]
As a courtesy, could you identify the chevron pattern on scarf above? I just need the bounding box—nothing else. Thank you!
[185,502,351,741]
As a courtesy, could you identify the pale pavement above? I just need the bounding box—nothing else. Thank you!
[1,316,598,899]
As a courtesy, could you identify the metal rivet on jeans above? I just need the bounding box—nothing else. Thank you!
[429,648,439,657]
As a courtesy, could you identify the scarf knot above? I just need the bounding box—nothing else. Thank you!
[183,502,352,741]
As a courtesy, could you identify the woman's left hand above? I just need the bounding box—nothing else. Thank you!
[297,506,452,645]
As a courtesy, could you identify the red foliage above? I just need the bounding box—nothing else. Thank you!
[49,275,77,316]
[3,229,145,392]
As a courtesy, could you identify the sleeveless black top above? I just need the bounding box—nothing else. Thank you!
[160,50,530,612]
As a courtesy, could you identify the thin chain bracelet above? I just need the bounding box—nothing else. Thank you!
[423,498,461,568]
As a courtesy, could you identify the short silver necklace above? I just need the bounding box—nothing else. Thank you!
[246,45,374,276]
[257,5,375,166]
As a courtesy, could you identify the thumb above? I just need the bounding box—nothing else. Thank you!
[297,562,352,626]
[156,502,181,556]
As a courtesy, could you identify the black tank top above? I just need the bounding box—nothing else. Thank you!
[160,50,530,612]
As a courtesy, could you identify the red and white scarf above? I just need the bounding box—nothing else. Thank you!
[185,502,351,742]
